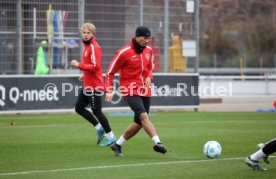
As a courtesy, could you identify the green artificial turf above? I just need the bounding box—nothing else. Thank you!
[0,112,275,178]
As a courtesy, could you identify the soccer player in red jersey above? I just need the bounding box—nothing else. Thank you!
[105,26,167,156]
[70,23,116,146]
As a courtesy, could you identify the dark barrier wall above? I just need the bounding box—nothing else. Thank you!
[0,74,199,111]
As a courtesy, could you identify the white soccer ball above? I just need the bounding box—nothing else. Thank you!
[203,141,222,159]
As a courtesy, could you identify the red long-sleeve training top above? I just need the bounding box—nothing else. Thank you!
[105,39,153,97]
[78,37,104,91]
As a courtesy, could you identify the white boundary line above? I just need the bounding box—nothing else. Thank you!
[1,156,275,176]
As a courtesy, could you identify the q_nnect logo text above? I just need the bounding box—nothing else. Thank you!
[0,83,59,106]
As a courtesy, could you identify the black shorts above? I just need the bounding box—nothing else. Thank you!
[126,95,150,126]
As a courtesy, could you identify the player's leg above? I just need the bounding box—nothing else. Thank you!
[91,90,112,133]
[76,89,103,144]
[141,96,167,154]
[251,138,276,162]
[245,156,266,171]
[129,95,167,154]
[245,138,276,171]
[111,95,145,156]
[111,96,142,156]
[139,96,156,137]
[123,122,142,140]
[75,88,99,126]
[262,138,276,156]
[111,122,141,157]
[91,90,116,146]
[258,138,276,164]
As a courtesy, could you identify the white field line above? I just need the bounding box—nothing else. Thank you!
[0,156,275,176]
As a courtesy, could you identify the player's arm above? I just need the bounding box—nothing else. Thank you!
[70,58,98,72]
[145,53,153,87]
[77,45,101,72]
[105,51,125,102]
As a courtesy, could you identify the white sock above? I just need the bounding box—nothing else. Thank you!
[95,123,102,130]
[152,135,160,145]
[250,149,266,161]
[116,136,126,146]
[106,131,115,139]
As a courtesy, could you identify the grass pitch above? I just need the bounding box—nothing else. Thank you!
[0,112,275,178]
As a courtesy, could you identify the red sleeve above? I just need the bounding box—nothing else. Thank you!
[147,52,153,79]
[78,44,100,72]
[105,51,125,93]
[78,63,98,71]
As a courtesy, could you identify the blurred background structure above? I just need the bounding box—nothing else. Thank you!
[1,0,276,76]
[1,0,276,75]
[0,0,199,75]
[200,0,276,76]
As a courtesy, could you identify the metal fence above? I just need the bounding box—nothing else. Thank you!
[0,0,199,74]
